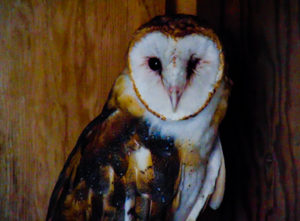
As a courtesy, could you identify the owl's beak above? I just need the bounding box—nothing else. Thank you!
[170,91,179,111]
[162,74,185,112]
[168,87,183,112]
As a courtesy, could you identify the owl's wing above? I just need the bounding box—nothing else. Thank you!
[47,74,181,221]
[209,141,225,210]
[185,136,225,221]
[46,102,138,221]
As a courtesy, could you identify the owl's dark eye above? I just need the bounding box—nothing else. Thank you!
[148,57,162,73]
[187,56,200,79]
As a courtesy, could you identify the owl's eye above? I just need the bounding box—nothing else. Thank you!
[187,56,200,79]
[148,57,162,73]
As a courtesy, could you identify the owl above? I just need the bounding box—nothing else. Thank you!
[46,15,230,221]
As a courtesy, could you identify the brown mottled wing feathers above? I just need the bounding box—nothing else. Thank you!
[46,103,181,220]
[46,104,117,220]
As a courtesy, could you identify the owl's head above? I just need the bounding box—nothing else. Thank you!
[128,15,225,121]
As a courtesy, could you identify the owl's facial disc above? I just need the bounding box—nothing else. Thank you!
[129,31,223,121]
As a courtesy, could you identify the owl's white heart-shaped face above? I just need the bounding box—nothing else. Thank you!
[129,30,224,121]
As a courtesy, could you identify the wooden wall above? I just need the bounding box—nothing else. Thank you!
[0,1,165,220]
[0,0,299,220]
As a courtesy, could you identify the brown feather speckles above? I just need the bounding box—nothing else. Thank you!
[63,181,93,220]
[132,15,221,46]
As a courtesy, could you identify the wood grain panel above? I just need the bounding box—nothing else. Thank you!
[196,0,300,220]
[0,1,165,220]
[166,0,197,15]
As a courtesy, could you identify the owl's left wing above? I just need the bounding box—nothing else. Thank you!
[186,136,225,220]
[209,142,225,210]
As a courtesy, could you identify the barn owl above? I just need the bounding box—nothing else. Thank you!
[47,15,230,221]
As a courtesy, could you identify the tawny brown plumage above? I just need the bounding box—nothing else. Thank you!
[47,15,230,221]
